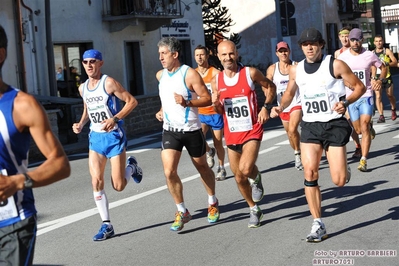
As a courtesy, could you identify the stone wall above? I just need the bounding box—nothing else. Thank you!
[71,94,163,141]
[30,88,267,162]
[29,95,163,162]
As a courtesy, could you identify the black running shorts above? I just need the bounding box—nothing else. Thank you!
[300,117,352,150]
[161,129,206,158]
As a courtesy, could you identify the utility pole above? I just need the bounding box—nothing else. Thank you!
[275,0,283,42]
[373,0,384,39]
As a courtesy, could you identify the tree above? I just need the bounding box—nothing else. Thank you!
[202,0,241,69]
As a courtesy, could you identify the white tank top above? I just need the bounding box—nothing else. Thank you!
[82,74,120,132]
[159,65,201,132]
[273,62,301,112]
[296,55,345,122]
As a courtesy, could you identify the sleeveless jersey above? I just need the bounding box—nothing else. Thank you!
[197,67,218,115]
[82,74,122,133]
[273,62,301,112]
[217,66,263,145]
[338,48,382,98]
[296,55,346,122]
[0,86,36,228]
[159,64,201,132]
[374,48,391,78]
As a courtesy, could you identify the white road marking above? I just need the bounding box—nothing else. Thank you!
[37,130,286,236]
[36,124,395,235]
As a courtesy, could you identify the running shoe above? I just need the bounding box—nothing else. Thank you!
[206,147,216,168]
[392,109,397,121]
[170,209,192,231]
[127,156,143,183]
[250,173,264,203]
[352,147,362,158]
[306,221,328,242]
[216,167,227,181]
[357,159,367,172]
[248,206,263,228]
[346,165,351,184]
[377,115,385,123]
[295,153,303,171]
[93,223,114,241]
[207,200,220,223]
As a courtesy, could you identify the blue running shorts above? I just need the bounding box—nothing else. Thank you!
[89,129,127,158]
[348,96,374,122]
[199,114,224,130]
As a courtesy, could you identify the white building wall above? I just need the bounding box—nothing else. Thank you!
[0,0,19,88]
[219,0,342,69]
[0,0,204,97]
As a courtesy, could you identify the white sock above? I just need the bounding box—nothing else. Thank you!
[314,218,323,225]
[248,177,255,185]
[361,156,367,161]
[93,190,110,221]
[125,165,135,182]
[176,202,186,213]
[295,150,300,155]
[208,195,217,205]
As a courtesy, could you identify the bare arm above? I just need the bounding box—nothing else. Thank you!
[251,67,276,104]
[249,67,276,123]
[334,59,366,104]
[386,48,398,67]
[177,68,211,108]
[72,84,89,134]
[97,76,138,132]
[211,75,223,114]
[370,62,386,92]
[270,64,298,118]
[0,92,71,200]
[105,76,138,119]
[155,70,164,121]
[265,64,275,81]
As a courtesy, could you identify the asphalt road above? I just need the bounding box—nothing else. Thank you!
[31,75,399,266]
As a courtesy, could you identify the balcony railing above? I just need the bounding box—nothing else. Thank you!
[382,8,399,23]
[102,0,186,31]
[338,0,367,19]
[102,0,184,17]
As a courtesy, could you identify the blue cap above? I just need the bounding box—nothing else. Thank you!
[83,49,102,60]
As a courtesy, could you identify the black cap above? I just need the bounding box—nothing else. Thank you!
[298,28,323,45]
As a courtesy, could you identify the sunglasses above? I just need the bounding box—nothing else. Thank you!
[350,38,361,43]
[82,59,98,65]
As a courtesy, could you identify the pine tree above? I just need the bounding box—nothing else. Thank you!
[202,0,241,69]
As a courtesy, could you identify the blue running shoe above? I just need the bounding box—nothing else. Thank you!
[93,224,114,241]
[127,156,143,183]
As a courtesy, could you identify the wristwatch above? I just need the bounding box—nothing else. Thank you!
[371,76,378,80]
[379,78,387,84]
[23,173,34,189]
[263,103,273,111]
[185,100,191,107]
[113,116,120,123]
[341,100,349,108]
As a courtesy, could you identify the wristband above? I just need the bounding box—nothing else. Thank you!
[263,103,273,111]
[341,100,349,108]
[23,173,34,189]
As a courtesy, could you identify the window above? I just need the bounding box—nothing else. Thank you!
[125,41,144,96]
[53,43,92,98]
[179,40,193,66]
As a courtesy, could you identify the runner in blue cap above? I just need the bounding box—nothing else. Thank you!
[73,49,143,241]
